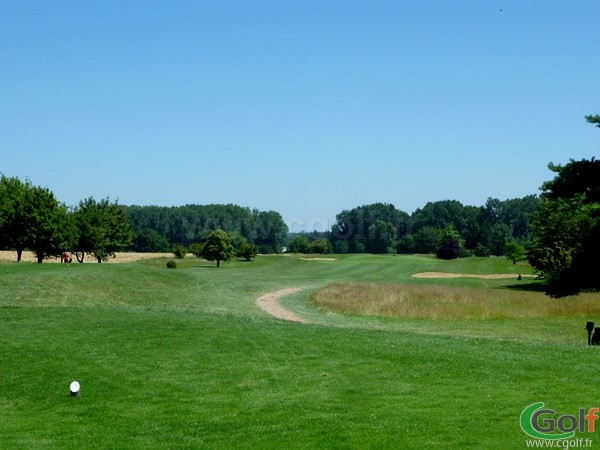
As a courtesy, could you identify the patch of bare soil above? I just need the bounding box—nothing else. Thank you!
[412,272,536,279]
[256,287,309,323]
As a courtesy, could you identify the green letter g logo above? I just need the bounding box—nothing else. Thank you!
[520,402,575,440]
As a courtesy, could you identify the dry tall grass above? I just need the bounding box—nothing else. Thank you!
[310,281,600,320]
[0,251,176,263]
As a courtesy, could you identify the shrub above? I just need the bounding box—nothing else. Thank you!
[289,235,311,253]
[189,242,204,258]
[239,243,259,261]
[460,248,473,258]
[473,243,491,257]
[172,244,187,259]
[334,240,349,254]
[166,261,177,269]
[436,239,460,260]
[311,238,329,254]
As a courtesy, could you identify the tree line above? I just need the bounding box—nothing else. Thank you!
[288,195,538,259]
[291,115,600,295]
[123,204,288,255]
[0,179,288,262]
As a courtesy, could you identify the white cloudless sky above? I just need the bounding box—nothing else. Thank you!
[1,0,598,231]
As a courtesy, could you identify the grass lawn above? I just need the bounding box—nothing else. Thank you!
[1,254,599,448]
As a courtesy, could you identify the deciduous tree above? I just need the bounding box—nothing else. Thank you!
[528,154,600,294]
[201,229,234,267]
[73,197,135,263]
[504,241,526,264]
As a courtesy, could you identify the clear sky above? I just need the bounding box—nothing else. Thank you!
[1,1,598,232]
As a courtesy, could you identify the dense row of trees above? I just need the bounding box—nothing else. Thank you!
[124,205,288,255]
[319,196,538,258]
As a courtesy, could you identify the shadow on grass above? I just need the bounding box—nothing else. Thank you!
[502,281,600,298]
[499,282,549,294]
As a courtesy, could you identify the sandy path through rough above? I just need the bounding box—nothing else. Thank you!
[256,287,309,324]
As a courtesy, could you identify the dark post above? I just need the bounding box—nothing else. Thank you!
[586,322,595,345]
[593,328,600,346]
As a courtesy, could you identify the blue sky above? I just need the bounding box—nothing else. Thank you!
[1,1,598,231]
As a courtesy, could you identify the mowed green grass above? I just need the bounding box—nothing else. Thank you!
[1,254,599,448]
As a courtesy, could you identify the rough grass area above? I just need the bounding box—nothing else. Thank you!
[310,281,600,320]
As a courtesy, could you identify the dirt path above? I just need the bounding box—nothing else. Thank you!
[256,287,309,324]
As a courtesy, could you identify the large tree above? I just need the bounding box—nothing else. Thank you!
[25,185,72,263]
[0,176,71,262]
[73,197,135,263]
[528,156,600,294]
[201,229,234,267]
[0,175,29,261]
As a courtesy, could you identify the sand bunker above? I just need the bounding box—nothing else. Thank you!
[412,272,536,279]
[299,257,337,261]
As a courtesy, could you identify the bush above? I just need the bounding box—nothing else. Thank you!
[334,240,349,254]
[473,243,491,257]
[172,244,187,259]
[460,248,473,258]
[311,238,329,254]
[289,235,311,253]
[166,261,177,269]
[436,239,460,260]
[189,242,204,258]
[239,243,259,261]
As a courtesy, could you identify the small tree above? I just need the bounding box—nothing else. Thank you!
[504,241,526,264]
[202,229,234,267]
